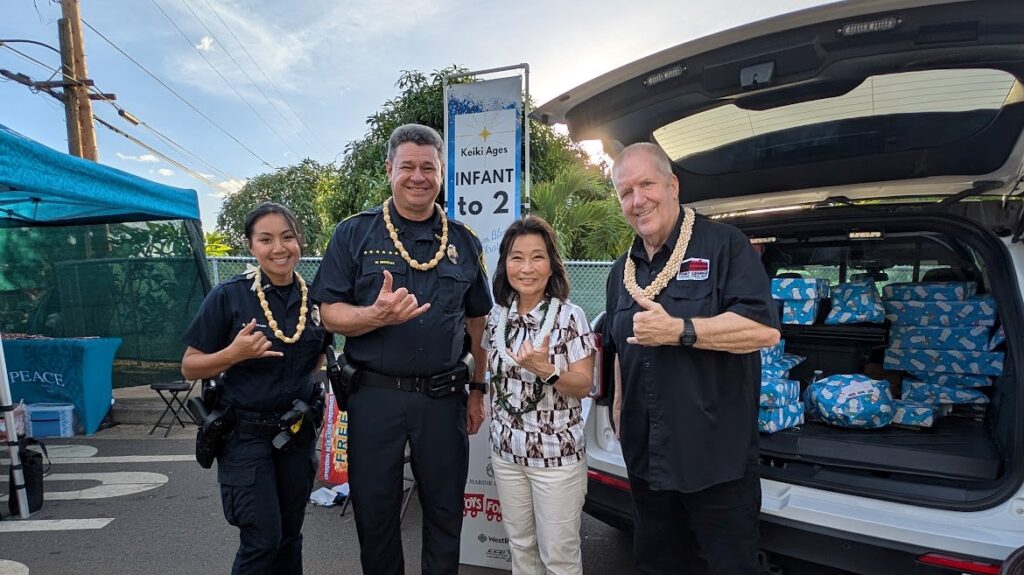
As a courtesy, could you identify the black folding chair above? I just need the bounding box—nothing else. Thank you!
[149,380,198,437]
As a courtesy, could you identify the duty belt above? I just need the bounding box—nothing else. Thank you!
[359,364,468,396]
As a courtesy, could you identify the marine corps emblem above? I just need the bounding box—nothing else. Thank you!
[446,243,459,264]
[311,304,321,327]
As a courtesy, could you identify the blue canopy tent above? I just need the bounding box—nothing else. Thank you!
[0,123,210,516]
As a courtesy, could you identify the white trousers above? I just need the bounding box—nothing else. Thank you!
[491,453,588,575]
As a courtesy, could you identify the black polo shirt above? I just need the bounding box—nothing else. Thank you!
[182,274,329,414]
[605,210,778,493]
[311,205,492,377]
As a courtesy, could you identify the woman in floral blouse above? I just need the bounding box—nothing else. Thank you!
[483,216,597,575]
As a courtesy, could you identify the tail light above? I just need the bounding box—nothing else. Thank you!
[917,553,1000,575]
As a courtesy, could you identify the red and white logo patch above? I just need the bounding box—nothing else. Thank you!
[677,257,710,281]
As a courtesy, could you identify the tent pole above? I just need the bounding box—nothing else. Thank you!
[0,331,31,518]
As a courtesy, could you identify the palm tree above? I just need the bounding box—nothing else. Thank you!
[529,166,632,260]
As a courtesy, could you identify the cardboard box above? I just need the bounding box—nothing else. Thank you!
[883,297,997,327]
[758,402,805,434]
[883,348,1004,376]
[882,281,977,302]
[901,379,989,405]
[762,353,806,380]
[888,326,990,351]
[782,300,819,325]
[825,281,885,325]
[908,372,991,389]
[760,378,800,408]
[771,278,830,300]
[891,400,940,428]
[760,339,786,365]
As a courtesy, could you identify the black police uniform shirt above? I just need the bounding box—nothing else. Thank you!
[182,274,329,414]
[605,210,779,494]
[311,205,492,377]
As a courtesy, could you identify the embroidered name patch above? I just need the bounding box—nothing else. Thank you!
[677,258,710,281]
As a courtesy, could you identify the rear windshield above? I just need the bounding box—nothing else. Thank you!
[654,69,1020,175]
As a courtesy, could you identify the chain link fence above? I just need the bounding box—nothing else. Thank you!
[207,257,614,321]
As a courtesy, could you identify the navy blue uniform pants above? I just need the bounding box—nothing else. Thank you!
[217,430,317,575]
[347,386,469,575]
[629,463,762,575]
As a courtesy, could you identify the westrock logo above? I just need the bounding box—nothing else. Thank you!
[477,533,487,544]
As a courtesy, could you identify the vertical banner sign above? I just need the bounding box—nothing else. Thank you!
[446,75,522,280]
[446,75,520,571]
[317,392,349,486]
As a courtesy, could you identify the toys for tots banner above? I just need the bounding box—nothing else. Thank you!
[460,409,512,569]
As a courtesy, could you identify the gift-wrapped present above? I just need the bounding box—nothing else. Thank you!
[805,374,894,428]
[762,353,806,379]
[887,326,990,351]
[989,326,1006,350]
[758,402,805,434]
[825,280,886,325]
[883,296,997,327]
[760,339,786,365]
[883,348,1004,376]
[771,278,830,300]
[783,300,820,325]
[901,378,990,405]
[891,400,940,428]
[909,372,991,389]
[760,378,800,408]
[882,281,977,301]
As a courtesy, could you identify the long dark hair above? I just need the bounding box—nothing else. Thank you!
[492,216,569,307]
[243,202,303,246]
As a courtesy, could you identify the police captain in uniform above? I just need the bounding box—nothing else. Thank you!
[311,124,492,575]
[181,203,330,574]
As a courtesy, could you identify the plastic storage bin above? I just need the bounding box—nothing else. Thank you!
[25,403,75,438]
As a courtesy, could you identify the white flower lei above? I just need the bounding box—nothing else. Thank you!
[495,297,561,371]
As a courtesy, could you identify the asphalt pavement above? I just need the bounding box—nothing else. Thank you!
[0,424,636,574]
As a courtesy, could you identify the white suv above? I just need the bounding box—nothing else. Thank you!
[537,1,1024,573]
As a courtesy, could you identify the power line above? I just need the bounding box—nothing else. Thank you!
[199,0,330,155]
[184,0,326,157]
[0,43,235,181]
[4,73,223,192]
[80,17,276,168]
[149,0,302,161]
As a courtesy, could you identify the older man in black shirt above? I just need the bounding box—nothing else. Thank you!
[312,124,492,575]
[605,142,780,575]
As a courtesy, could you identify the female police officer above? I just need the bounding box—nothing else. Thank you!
[181,202,329,575]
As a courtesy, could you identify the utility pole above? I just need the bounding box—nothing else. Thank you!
[58,0,98,160]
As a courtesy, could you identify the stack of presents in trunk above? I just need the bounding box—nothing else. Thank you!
[758,278,1004,434]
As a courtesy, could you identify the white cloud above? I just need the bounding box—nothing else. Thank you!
[195,36,214,51]
[217,178,247,196]
[156,168,175,177]
[116,152,160,163]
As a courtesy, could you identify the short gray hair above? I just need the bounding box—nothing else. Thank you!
[612,142,673,180]
[386,124,444,163]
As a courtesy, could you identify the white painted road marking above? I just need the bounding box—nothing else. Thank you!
[0,471,168,500]
[0,454,193,465]
[0,519,113,533]
[0,559,30,574]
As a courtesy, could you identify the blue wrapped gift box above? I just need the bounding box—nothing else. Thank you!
[783,300,819,324]
[989,326,1006,350]
[883,348,1004,376]
[888,326,990,351]
[760,339,786,365]
[758,402,805,434]
[891,400,940,428]
[883,296,997,327]
[882,281,977,302]
[760,378,800,408]
[771,278,830,300]
[909,372,991,389]
[805,374,894,429]
[762,354,806,380]
[825,280,886,325]
[901,379,990,405]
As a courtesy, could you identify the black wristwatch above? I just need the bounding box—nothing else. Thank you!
[679,318,697,347]
[468,382,487,393]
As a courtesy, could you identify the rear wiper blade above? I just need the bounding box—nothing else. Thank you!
[936,180,1003,206]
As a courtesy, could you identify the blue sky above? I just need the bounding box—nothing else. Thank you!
[2,0,827,231]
